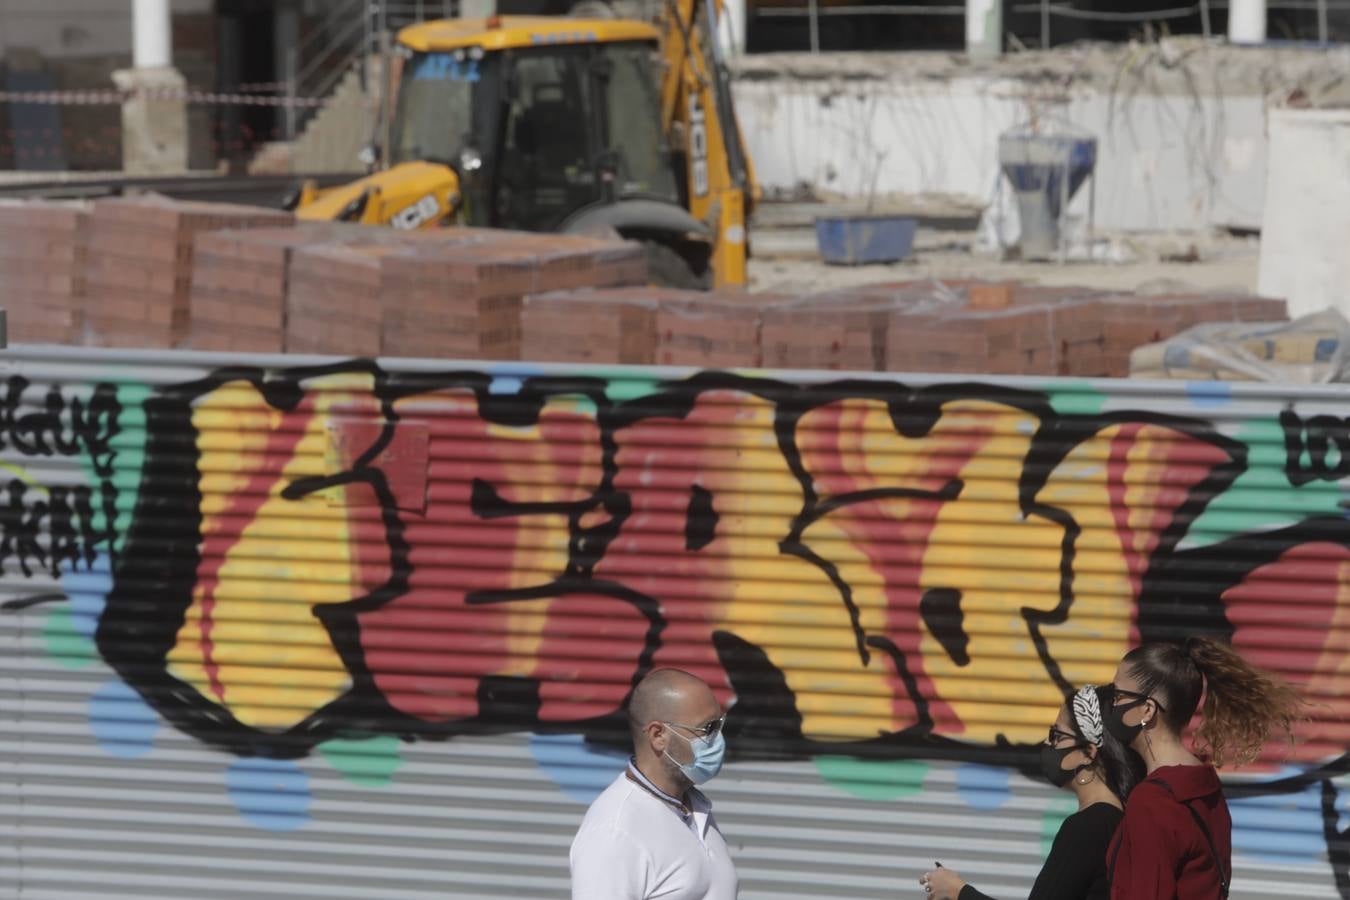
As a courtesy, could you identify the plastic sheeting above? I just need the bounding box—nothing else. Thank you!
[1130,309,1350,383]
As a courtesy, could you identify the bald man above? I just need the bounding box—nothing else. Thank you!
[569,668,738,899]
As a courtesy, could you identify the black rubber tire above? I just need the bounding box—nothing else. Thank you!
[643,241,711,291]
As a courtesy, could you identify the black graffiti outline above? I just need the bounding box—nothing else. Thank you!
[97,367,1251,757]
[1282,407,1350,488]
[91,361,1350,893]
[0,479,116,580]
[1323,776,1350,896]
[0,375,120,478]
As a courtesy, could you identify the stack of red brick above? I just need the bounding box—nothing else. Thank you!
[1093,292,1288,377]
[0,199,91,343]
[522,287,789,367]
[190,223,373,354]
[0,195,1291,379]
[83,195,293,348]
[867,282,1285,377]
[520,280,1289,376]
[186,223,649,357]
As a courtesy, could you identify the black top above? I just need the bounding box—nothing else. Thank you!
[958,803,1124,900]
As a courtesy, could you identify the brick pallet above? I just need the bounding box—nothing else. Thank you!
[521,287,785,367]
[523,290,661,365]
[654,290,785,368]
[188,223,373,353]
[84,195,292,348]
[378,233,648,360]
[885,283,1287,378]
[1095,292,1288,377]
[0,199,91,344]
[762,280,970,371]
[287,243,404,356]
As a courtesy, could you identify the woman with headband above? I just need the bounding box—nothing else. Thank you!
[918,685,1143,900]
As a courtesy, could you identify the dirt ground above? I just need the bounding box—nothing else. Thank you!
[748,207,1262,297]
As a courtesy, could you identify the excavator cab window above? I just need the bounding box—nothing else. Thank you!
[494,40,677,231]
[390,51,502,170]
[495,47,597,230]
[596,43,678,204]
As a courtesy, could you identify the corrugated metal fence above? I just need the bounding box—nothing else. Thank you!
[1,345,1347,899]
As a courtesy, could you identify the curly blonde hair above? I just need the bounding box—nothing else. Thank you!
[1123,637,1305,767]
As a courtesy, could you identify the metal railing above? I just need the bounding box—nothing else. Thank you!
[283,0,458,139]
[753,0,1349,54]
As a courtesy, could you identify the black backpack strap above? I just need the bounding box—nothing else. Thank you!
[1156,781,1230,898]
[1106,822,1124,887]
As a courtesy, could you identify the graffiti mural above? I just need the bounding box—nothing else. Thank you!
[3,358,1349,894]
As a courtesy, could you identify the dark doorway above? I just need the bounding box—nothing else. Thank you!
[216,0,279,170]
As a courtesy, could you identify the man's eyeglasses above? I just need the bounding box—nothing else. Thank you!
[666,715,727,740]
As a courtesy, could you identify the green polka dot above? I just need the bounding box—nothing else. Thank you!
[605,378,662,403]
[75,383,151,557]
[570,395,599,418]
[1188,418,1345,546]
[815,755,928,800]
[1040,794,1079,855]
[1049,382,1108,417]
[319,735,404,786]
[43,606,96,669]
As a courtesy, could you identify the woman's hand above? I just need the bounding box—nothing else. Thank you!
[919,866,966,900]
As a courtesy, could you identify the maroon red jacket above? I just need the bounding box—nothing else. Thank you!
[1108,764,1232,899]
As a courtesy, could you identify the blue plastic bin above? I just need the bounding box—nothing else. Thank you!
[814,215,918,265]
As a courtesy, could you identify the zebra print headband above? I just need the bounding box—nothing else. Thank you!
[1071,685,1104,747]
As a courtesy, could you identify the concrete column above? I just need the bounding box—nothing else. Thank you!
[1229,0,1267,44]
[117,0,188,174]
[966,0,1001,59]
[1258,108,1350,319]
[133,0,173,68]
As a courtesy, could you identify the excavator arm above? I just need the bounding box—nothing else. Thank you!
[658,0,757,288]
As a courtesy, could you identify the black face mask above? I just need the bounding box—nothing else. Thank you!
[1039,742,1086,788]
[1104,696,1150,746]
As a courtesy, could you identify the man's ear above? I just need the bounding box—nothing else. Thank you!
[645,720,667,752]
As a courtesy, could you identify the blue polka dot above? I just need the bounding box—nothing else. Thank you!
[489,376,524,395]
[529,733,629,804]
[62,552,112,641]
[225,758,312,831]
[1186,381,1232,409]
[88,680,159,758]
[956,763,1011,811]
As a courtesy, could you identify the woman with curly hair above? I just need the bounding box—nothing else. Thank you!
[1104,637,1305,899]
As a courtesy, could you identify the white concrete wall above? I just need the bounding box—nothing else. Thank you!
[733,77,1269,232]
[1258,108,1350,318]
[0,0,210,61]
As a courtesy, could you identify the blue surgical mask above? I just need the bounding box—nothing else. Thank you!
[664,726,726,785]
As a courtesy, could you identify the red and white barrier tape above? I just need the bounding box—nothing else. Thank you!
[0,88,373,108]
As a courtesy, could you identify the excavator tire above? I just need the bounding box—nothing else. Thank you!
[643,241,711,290]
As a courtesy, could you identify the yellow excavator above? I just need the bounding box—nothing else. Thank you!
[290,0,756,289]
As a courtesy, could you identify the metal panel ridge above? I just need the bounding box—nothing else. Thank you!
[2,344,1347,899]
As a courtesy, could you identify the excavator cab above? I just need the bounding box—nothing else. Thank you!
[395,34,680,232]
[296,15,750,288]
